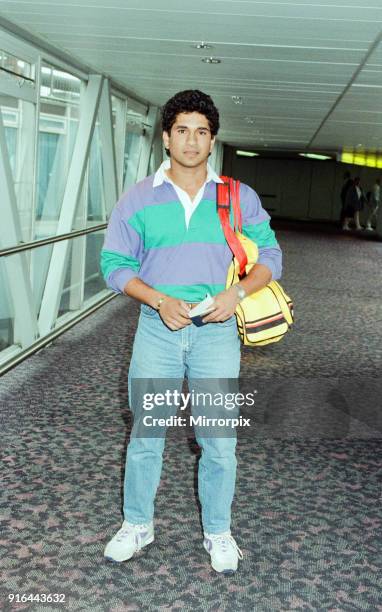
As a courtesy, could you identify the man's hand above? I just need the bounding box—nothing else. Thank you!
[159,297,192,330]
[202,287,239,323]
[202,263,273,324]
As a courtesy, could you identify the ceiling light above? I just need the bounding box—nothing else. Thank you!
[236,150,259,157]
[193,42,213,49]
[202,57,221,64]
[231,96,243,105]
[299,153,332,160]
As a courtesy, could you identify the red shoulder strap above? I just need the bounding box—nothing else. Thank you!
[217,176,247,277]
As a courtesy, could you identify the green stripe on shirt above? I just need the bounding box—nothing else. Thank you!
[153,283,226,301]
[128,202,277,251]
[242,220,279,248]
[100,249,140,280]
[128,199,230,249]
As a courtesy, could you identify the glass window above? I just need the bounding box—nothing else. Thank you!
[0,48,34,84]
[40,65,80,103]
[35,64,81,236]
[0,258,14,351]
[0,35,154,371]
[57,230,107,317]
[123,130,141,189]
[87,121,105,223]
[0,93,36,242]
[84,231,108,301]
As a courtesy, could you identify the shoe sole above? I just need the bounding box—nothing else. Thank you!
[211,563,237,575]
[221,568,235,576]
[104,535,154,563]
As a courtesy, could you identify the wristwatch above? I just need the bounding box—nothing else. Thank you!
[234,284,246,302]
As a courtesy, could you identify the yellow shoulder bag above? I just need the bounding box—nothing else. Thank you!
[217,177,294,346]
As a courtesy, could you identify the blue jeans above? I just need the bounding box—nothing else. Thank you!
[123,303,241,534]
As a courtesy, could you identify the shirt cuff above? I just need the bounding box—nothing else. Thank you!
[107,268,139,294]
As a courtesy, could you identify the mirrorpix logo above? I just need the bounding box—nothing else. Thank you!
[141,389,254,428]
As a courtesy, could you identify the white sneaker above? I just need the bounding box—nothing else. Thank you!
[203,531,243,574]
[104,520,154,562]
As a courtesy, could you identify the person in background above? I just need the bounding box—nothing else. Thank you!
[342,176,365,231]
[340,171,352,227]
[365,178,380,231]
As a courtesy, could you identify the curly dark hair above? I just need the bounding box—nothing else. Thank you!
[161,90,220,136]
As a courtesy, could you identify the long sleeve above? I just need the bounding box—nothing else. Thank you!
[239,183,282,281]
[100,201,144,294]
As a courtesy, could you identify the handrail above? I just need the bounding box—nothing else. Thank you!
[0,66,35,83]
[0,223,107,257]
[0,292,116,377]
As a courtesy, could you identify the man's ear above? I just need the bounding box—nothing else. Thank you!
[209,136,216,154]
[162,130,170,150]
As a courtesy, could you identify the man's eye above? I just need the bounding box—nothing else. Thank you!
[178,129,186,134]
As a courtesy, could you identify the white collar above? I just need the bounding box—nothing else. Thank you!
[153,159,223,188]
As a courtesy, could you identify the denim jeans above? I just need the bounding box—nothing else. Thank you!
[123,303,241,534]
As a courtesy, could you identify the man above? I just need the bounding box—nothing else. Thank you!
[343,176,365,231]
[340,171,352,227]
[365,178,380,231]
[100,90,282,574]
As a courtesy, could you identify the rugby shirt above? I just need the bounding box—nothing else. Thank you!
[100,171,282,303]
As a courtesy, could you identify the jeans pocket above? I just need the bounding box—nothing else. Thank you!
[140,303,159,318]
[216,315,237,327]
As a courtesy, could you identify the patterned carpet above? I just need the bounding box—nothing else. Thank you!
[1,222,382,611]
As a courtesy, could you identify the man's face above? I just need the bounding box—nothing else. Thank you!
[163,112,215,168]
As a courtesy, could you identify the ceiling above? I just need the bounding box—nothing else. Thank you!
[0,0,382,153]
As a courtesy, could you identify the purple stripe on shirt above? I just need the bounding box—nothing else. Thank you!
[257,246,283,280]
[103,207,143,259]
[139,242,233,286]
[108,267,138,294]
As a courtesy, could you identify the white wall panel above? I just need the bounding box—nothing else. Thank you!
[308,161,336,220]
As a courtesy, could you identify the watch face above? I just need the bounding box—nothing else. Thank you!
[237,287,246,300]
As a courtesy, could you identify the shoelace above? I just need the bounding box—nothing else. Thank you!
[116,523,149,542]
[208,533,244,559]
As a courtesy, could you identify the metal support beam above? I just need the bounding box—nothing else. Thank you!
[151,119,164,171]
[114,95,127,196]
[38,74,103,336]
[210,140,223,175]
[99,78,118,215]
[69,191,87,312]
[68,83,89,312]
[136,105,158,182]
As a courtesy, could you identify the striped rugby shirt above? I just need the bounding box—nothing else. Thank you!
[100,169,282,303]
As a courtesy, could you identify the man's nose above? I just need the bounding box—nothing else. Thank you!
[186,131,197,145]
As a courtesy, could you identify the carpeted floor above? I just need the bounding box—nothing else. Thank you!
[1,222,381,611]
